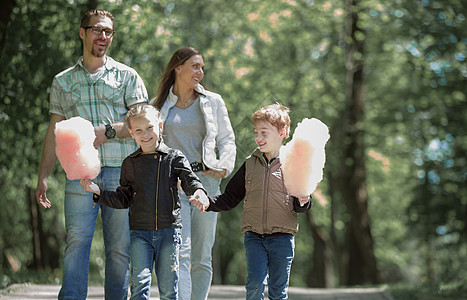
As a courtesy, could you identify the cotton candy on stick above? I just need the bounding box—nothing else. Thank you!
[55,117,101,180]
[279,118,330,199]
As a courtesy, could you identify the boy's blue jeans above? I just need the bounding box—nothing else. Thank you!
[179,172,220,300]
[59,167,130,300]
[244,231,295,300]
[129,227,182,300]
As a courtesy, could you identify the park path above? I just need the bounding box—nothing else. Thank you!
[0,283,394,300]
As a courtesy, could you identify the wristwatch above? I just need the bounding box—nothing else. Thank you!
[105,123,116,139]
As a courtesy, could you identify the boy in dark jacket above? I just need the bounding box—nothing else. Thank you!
[81,104,207,300]
[191,103,312,300]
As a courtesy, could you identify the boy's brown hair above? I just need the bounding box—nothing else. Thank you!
[252,103,291,141]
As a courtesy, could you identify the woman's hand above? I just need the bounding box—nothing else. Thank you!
[203,169,226,179]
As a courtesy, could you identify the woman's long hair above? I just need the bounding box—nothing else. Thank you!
[152,47,203,110]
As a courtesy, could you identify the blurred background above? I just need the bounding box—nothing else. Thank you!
[0,0,466,297]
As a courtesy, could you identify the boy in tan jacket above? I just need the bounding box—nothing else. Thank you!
[191,103,312,300]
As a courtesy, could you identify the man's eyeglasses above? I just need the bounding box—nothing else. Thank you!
[82,26,115,37]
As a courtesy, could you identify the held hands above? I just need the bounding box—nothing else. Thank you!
[80,178,101,195]
[189,189,210,212]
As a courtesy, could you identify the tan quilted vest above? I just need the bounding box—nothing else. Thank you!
[241,150,299,235]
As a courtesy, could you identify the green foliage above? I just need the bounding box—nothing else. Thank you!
[1,269,61,289]
[0,0,85,273]
[391,0,467,284]
[1,0,466,289]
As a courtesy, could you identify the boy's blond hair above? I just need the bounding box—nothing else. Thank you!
[252,103,291,140]
[124,104,161,129]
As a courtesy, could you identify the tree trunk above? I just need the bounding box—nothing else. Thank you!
[0,0,16,54]
[307,213,334,288]
[28,187,44,270]
[338,0,379,285]
[28,187,63,270]
[328,170,345,286]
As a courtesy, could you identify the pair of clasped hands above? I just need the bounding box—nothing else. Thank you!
[80,178,210,212]
[188,190,210,212]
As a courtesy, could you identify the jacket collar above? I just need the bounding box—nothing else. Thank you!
[129,142,170,157]
[195,84,207,97]
[167,83,207,104]
[252,148,280,166]
[161,84,208,122]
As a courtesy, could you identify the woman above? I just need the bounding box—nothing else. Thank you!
[152,47,236,300]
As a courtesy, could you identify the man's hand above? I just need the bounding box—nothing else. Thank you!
[189,189,209,212]
[36,113,66,209]
[93,125,107,149]
[36,178,51,209]
[94,121,133,148]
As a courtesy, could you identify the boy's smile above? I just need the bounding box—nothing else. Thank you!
[254,120,285,160]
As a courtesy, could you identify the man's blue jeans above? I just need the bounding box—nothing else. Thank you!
[179,172,220,300]
[129,228,182,300]
[59,167,130,300]
[244,231,295,300]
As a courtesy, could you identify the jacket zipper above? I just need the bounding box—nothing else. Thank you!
[262,157,270,233]
[155,155,161,230]
[200,96,209,168]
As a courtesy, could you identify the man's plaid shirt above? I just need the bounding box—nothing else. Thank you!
[49,56,148,167]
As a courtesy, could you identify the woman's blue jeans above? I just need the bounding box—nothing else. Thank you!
[129,227,182,300]
[244,231,295,300]
[179,172,220,300]
[59,167,130,300]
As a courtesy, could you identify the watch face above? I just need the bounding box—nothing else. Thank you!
[105,125,116,139]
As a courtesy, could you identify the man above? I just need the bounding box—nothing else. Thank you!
[36,9,148,300]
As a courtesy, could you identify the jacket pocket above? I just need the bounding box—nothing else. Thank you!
[170,187,178,211]
[284,194,295,214]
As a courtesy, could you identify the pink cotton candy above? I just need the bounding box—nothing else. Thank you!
[55,117,101,180]
[279,118,330,198]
